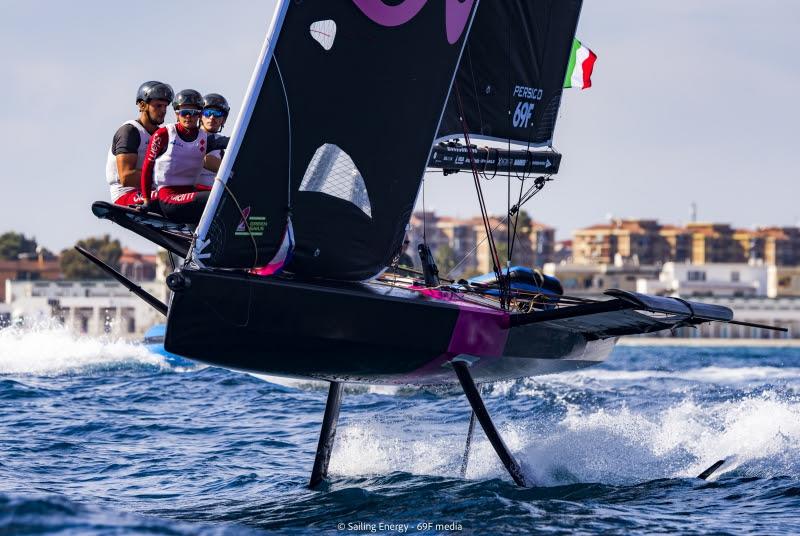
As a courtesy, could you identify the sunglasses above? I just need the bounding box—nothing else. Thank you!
[202,109,226,118]
[176,109,202,117]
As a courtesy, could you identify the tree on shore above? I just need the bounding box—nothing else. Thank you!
[59,235,122,279]
[0,232,38,260]
[434,243,457,276]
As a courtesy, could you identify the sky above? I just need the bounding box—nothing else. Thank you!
[0,0,798,253]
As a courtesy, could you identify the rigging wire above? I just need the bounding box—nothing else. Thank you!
[454,83,504,294]
[274,55,293,210]
[466,45,485,136]
[422,176,427,245]
[506,19,512,295]
[446,174,550,279]
[507,175,525,262]
[219,179,260,269]
[446,214,507,279]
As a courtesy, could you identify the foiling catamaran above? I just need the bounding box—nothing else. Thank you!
[84,0,783,488]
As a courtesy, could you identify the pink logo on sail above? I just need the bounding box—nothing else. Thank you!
[351,0,475,44]
[236,206,252,232]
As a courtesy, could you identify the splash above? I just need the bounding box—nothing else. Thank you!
[0,322,171,376]
[328,390,800,486]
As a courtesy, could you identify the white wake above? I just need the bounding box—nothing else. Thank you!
[330,391,800,486]
[0,322,169,375]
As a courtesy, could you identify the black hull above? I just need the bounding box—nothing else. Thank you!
[165,270,613,385]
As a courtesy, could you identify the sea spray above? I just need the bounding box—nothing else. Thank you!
[0,322,168,375]
[329,389,800,486]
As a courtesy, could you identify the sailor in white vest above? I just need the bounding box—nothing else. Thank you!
[139,89,228,223]
[197,93,230,188]
[106,81,173,206]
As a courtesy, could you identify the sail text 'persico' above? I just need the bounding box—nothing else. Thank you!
[438,0,583,147]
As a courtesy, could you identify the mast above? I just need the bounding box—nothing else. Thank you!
[194,0,292,263]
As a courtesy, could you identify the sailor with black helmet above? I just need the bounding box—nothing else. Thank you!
[197,93,230,188]
[140,89,228,223]
[106,81,173,206]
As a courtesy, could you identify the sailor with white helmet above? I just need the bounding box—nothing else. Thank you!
[106,81,173,206]
[197,93,230,188]
[139,89,228,223]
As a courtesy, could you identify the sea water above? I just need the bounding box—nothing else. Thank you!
[1,323,798,535]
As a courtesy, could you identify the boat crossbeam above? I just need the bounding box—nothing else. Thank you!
[452,360,529,487]
[309,381,344,489]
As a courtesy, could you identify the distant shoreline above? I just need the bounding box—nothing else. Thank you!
[618,338,800,348]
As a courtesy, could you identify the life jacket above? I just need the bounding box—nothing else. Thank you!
[105,120,150,202]
[154,123,208,189]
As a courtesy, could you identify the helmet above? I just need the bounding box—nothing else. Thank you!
[202,93,230,115]
[136,81,174,104]
[172,89,203,110]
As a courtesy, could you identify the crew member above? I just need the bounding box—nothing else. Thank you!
[106,81,174,206]
[140,89,228,223]
[197,93,230,188]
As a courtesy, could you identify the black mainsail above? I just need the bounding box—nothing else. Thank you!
[437,0,583,147]
[194,0,480,280]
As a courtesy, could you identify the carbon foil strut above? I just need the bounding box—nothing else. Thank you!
[309,381,344,489]
[460,410,476,478]
[452,360,529,486]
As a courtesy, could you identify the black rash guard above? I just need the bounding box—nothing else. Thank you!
[111,121,144,156]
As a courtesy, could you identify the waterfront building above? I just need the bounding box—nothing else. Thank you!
[749,226,800,266]
[0,256,62,302]
[553,240,573,264]
[652,296,799,340]
[776,266,800,297]
[636,262,773,298]
[4,279,166,338]
[687,223,747,264]
[572,219,800,267]
[119,248,158,281]
[542,261,661,296]
[573,219,662,265]
[408,212,555,277]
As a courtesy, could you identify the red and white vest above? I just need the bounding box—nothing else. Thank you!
[105,120,150,201]
[154,123,208,189]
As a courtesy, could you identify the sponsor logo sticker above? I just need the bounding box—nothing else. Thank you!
[235,207,267,237]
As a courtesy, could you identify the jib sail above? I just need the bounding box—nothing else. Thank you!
[194,0,479,280]
[437,0,583,148]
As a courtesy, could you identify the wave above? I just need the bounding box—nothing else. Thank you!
[576,366,800,383]
[0,493,247,535]
[329,391,800,487]
[0,322,173,376]
[484,366,800,399]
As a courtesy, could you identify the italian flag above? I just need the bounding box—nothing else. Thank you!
[564,39,597,90]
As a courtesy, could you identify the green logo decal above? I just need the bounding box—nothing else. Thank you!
[235,216,267,237]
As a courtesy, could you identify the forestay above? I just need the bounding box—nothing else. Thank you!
[437,0,583,148]
[193,0,480,281]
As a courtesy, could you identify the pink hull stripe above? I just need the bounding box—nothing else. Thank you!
[405,288,510,380]
[448,303,509,356]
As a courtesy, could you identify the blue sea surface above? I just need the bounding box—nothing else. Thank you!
[1,324,799,535]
